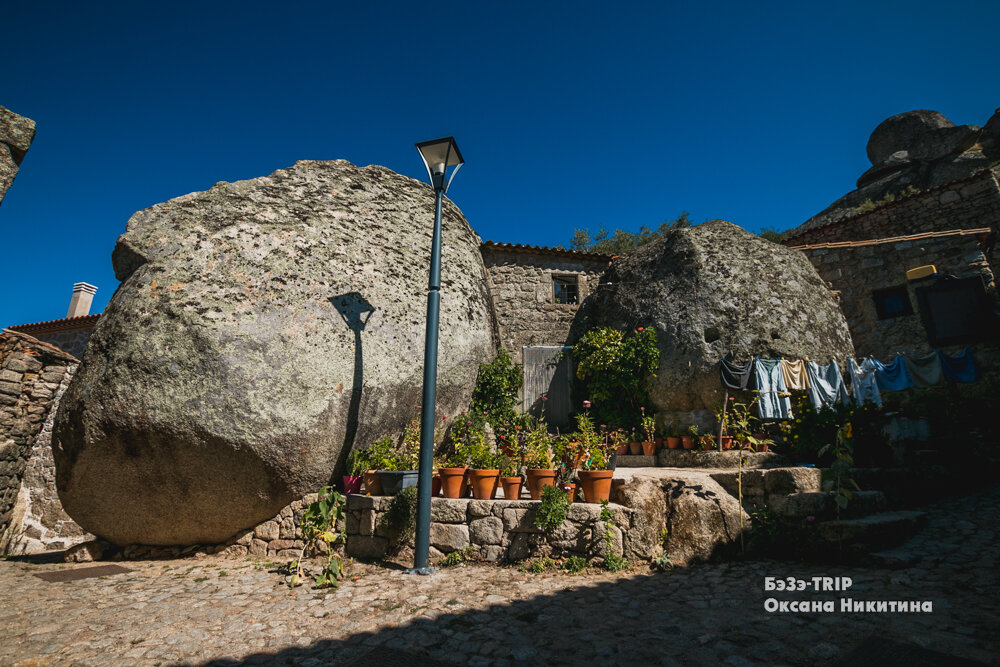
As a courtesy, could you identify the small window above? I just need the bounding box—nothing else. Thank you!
[553,275,579,305]
[916,276,994,346]
[872,285,913,320]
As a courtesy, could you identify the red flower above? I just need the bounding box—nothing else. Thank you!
[637,327,644,331]
[541,397,548,401]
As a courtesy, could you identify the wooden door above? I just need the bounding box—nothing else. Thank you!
[522,346,573,428]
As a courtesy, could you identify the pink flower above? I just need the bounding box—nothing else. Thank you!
[806,515,815,522]
[583,400,591,409]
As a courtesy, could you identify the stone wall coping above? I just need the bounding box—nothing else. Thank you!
[346,493,629,517]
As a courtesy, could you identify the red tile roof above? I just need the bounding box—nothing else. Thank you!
[787,227,992,250]
[7,313,101,333]
[481,241,613,261]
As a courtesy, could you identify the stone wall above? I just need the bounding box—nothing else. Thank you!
[481,244,610,356]
[25,326,97,361]
[784,169,1000,246]
[797,233,1000,377]
[344,495,634,564]
[0,330,90,554]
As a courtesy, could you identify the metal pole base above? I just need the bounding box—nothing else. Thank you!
[403,566,438,576]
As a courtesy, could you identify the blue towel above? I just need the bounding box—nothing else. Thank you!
[753,359,792,419]
[805,360,849,410]
[874,355,914,392]
[849,358,882,408]
[939,346,979,383]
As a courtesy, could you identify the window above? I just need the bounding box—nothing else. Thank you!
[552,275,579,305]
[872,285,913,320]
[916,276,994,346]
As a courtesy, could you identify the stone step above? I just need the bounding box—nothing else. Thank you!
[658,450,788,469]
[614,454,658,467]
[865,546,923,569]
[712,466,822,500]
[815,510,927,552]
[769,490,887,520]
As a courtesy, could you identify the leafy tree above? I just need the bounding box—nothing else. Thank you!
[571,327,659,428]
[759,226,785,243]
[470,349,522,425]
[569,211,693,254]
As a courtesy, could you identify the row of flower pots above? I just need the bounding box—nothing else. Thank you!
[344,466,614,504]
[617,435,771,453]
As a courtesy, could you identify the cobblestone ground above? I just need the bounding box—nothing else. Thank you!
[2,485,998,667]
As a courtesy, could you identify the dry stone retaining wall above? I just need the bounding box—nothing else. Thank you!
[344,495,634,564]
[0,330,90,554]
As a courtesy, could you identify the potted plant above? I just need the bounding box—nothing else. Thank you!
[628,427,642,455]
[575,411,616,504]
[663,416,681,449]
[342,448,365,495]
[362,436,394,496]
[467,435,507,500]
[500,455,523,500]
[682,425,698,450]
[610,428,629,455]
[714,402,735,450]
[640,407,656,456]
[524,417,557,500]
[377,421,420,496]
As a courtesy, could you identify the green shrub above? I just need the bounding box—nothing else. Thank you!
[533,485,570,532]
[380,486,417,541]
[562,555,588,573]
[571,327,659,428]
[471,349,522,425]
[440,545,476,567]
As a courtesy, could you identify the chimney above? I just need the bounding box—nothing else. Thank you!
[66,282,98,318]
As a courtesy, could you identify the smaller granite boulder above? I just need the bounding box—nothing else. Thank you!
[866,109,980,164]
[0,105,37,205]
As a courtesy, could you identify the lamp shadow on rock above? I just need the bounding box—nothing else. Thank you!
[329,292,376,477]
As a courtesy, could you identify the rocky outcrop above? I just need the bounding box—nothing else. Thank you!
[789,108,1000,236]
[612,471,748,566]
[53,159,496,546]
[0,106,36,206]
[580,220,854,417]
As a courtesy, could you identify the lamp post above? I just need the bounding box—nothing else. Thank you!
[410,137,464,574]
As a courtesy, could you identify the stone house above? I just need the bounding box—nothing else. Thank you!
[783,168,1000,380]
[479,241,611,424]
[7,283,100,360]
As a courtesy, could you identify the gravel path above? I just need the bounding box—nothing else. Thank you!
[2,486,998,666]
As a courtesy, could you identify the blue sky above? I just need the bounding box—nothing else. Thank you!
[3,0,998,326]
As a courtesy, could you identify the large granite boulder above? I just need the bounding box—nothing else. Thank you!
[789,108,997,235]
[53,160,496,546]
[866,109,979,164]
[581,220,854,416]
[0,105,37,206]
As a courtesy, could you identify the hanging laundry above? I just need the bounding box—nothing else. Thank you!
[848,357,882,408]
[805,360,849,410]
[939,346,979,383]
[753,358,792,419]
[779,358,810,391]
[720,358,753,391]
[874,355,914,392]
[904,351,944,387]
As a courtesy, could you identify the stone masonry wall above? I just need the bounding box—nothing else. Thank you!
[27,327,96,361]
[344,495,634,564]
[785,169,1000,246]
[799,234,999,378]
[481,246,610,356]
[0,330,90,554]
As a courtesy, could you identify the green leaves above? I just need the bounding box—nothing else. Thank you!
[571,327,660,428]
[471,349,522,425]
[533,485,570,532]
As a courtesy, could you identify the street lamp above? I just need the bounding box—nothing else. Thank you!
[410,137,464,574]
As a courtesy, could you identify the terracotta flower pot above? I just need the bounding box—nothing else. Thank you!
[438,467,467,499]
[641,441,655,456]
[501,476,523,500]
[363,469,383,496]
[666,437,681,450]
[577,469,614,504]
[526,468,558,500]
[432,474,442,497]
[681,436,696,450]
[616,443,629,455]
[654,436,664,450]
[628,441,642,455]
[468,469,500,499]
[561,483,577,503]
[342,475,362,495]
[719,436,733,450]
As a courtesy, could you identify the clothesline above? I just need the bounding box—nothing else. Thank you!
[718,347,979,419]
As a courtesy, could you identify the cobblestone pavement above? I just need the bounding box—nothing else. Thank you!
[2,485,998,667]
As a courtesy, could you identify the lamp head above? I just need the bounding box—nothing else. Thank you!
[415,136,464,192]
